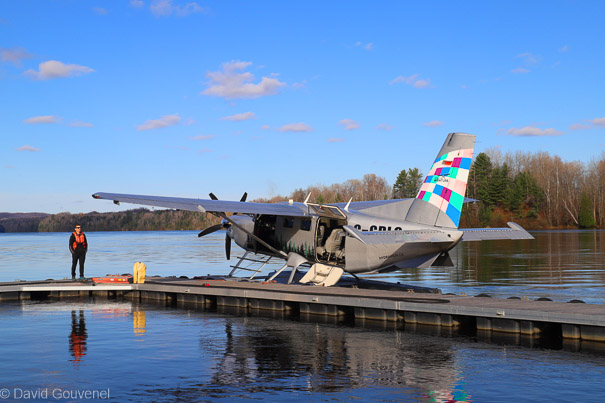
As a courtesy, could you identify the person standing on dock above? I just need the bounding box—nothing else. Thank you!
[69,224,88,280]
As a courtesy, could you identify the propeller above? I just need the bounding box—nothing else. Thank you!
[197,224,223,237]
[225,228,231,260]
[197,192,247,260]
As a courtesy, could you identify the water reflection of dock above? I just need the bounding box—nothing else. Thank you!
[1,277,605,347]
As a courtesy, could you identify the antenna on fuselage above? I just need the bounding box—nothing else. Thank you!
[303,193,311,205]
[344,198,352,212]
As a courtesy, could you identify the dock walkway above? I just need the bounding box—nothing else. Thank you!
[1,277,604,343]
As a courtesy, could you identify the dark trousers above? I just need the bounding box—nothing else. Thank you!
[71,252,86,278]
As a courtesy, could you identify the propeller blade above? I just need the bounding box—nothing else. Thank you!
[225,234,231,260]
[198,224,223,237]
[240,192,248,202]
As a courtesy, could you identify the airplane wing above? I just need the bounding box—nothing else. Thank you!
[461,222,534,241]
[92,192,309,217]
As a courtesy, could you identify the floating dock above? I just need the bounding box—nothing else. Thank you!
[1,276,605,345]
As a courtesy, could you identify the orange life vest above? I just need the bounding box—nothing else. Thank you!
[72,232,86,250]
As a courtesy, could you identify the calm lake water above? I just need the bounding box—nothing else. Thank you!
[1,230,604,302]
[1,230,605,402]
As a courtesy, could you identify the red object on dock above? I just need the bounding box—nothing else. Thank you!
[92,275,132,284]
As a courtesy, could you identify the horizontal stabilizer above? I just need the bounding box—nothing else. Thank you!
[461,222,534,241]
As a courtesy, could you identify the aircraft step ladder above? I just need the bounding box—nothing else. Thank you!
[299,263,344,287]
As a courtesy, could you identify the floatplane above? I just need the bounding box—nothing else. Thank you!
[93,133,533,286]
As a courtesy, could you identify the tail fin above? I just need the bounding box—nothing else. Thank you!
[405,132,476,228]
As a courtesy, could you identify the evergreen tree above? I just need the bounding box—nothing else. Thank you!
[468,153,493,202]
[392,169,409,199]
[406,168,423,198]
[579,193,595,228]
[507,171,543,216]
[392,168,423,198]
[489,164,510,207]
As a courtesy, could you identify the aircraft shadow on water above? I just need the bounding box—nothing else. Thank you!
[93,133,533,286]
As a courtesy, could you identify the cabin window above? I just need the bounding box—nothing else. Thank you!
[283,218,294,228]
[301,219,311,231]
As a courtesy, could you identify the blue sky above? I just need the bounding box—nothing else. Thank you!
[1,1,604,213]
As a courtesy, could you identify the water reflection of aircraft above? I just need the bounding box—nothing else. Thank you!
[202,314,470,400]
[93,133,532,286]
[68,310,87,364]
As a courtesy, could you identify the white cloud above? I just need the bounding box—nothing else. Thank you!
[511,68,530,74]
[355,41,373,51]
[69,120,93,128]
[390,74,431,88]
[506,126,563,136]
[279,122,313,132]
[338,119,360,130]
[16,145,40,152]
[197,148,212,154]
[221,112,255,121]
[24,60,94,80]
[413,79,430,88]
[0,46,32,66]
[93,7,108,15]
[136,114,181,131]
[559,45,569,53]
[190,134,215,140]
[327,138,344,143]
[203,61,285,99]
[24,115,61,124]
[591,117,605,127]
[376,123,393,131]
[150,0,206,16]
[423,120,443,127]
[130,0,145,7]
[516,52,540,65]
[569,123,590,130]
[260,125,270,130]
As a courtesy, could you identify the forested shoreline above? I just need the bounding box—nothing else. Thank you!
[0,209,218,233]
[462,149,604,229]
[1,148,603,233]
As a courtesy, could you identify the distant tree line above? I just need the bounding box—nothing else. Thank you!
[2,149,603,233]
[0,209,217,233]
[462,149,604,229]
[254,173,392,204]
[265,149,605,229]
[0,217,46,233]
